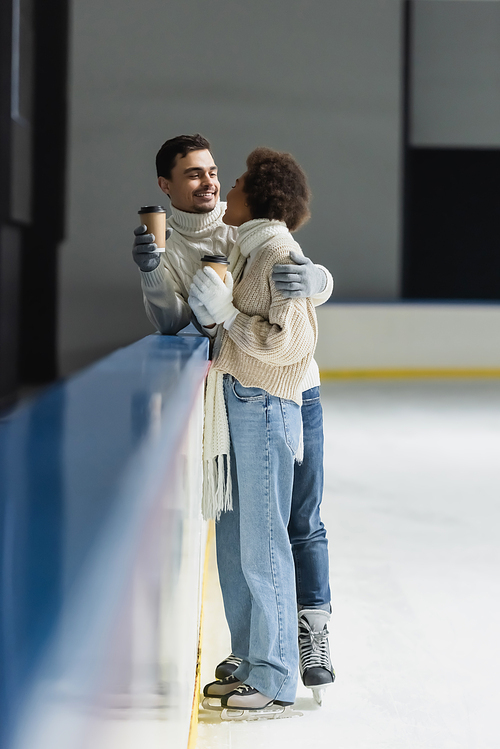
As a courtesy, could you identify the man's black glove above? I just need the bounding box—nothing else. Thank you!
[132,224,162,272]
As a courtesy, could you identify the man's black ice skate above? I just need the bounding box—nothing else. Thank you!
[214,653,243,679]
[298,608,335,705]
[220,684,302,721]
[201,674,242,710]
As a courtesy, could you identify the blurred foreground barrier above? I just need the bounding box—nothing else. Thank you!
[0,333,209,749]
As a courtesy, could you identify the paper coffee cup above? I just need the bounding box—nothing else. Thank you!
[138,205,167,251]
[201,254,230,281]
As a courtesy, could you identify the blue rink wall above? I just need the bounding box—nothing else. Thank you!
[0,334,209,749]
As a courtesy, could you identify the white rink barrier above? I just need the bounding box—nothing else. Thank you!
[316,302,500,377]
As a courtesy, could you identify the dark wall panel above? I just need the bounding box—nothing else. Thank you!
[19,0,69,384]
[403,148,500,300]
[1,0,68,403]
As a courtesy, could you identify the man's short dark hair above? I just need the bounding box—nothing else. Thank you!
[244,147,311,232]
[156,134,211,179]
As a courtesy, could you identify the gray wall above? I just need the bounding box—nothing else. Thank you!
[410,0,500,147]
[59,0,404,374]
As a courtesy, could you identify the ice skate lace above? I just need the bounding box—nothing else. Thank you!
[232,684,255,695]
[222,653,242,667]
[220,675,240,684]
[298,618,332,672]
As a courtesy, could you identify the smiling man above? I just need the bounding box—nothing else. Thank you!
[133,133,333,336]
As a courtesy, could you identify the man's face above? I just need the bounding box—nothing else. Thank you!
[158,149,220,213]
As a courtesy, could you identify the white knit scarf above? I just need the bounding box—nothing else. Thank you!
[237,218,289,256]
[202,219,290,520]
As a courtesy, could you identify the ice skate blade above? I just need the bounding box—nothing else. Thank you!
[201,697,222,711]
[306,681,333,706]
[312,687,325,706]
[221,705,303,721]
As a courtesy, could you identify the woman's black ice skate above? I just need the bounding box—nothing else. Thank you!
[298,609,335,705]
[220,684,302,721]
[201,674,242,710]
[214,653,243,679]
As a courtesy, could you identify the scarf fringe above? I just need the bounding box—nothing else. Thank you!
[202,453,233,520]
[295,415,304,465]
[202,363,233,520]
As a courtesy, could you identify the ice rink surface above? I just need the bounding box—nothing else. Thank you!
[197,379,500,749]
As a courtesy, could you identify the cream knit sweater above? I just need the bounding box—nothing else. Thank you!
[202,220,318,519]
[213,227,318,406]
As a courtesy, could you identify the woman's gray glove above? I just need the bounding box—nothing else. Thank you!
[272,250,327,298]
[132,224,162,272]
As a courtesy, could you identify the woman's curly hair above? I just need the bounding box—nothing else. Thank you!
[244,147,311,232]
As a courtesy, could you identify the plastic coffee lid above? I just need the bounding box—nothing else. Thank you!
[201,254,229,264]
[138,205,166,213]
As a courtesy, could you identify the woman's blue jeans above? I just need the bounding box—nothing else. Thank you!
[216,375,301,702]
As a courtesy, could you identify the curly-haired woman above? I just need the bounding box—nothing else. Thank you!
[189,148,331,715]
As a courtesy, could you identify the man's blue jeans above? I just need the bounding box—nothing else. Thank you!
[216,375,301,702]
[290,386,331,610]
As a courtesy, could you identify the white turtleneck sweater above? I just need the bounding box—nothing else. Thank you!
[140,202,333,392]
[140,201,237,335]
